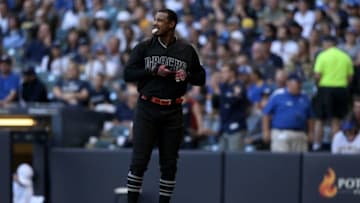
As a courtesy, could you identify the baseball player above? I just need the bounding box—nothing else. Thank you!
[123,9,205,203]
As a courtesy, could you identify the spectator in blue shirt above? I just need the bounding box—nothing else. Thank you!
[0,55,19,106]
[262,74,314,152]
[213,63,249,151]
[2,14,26,50]
[247,68,271,112]
[23,22,51,65]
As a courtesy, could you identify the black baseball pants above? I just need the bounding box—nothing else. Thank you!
[127,98,183,203]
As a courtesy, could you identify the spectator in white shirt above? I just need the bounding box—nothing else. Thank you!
[294,0,315,38]
[115,10,141,52]
[61,0,87,31]
[271,25,299,65]
[84,45,117,82]
[40,41,69,76]
[332,121,360,154]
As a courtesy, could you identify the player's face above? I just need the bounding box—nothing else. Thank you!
[153,12,174,36]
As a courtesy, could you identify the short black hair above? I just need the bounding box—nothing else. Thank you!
[157,9,178,25]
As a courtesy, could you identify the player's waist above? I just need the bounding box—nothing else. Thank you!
[139,94,184,106]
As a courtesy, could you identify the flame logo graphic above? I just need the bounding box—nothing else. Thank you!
[319,168,338,198]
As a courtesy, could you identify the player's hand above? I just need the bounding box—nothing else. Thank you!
[175,69,187,82]
[153,64,173,77]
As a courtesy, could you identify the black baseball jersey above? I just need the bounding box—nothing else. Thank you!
[124,37,205,99]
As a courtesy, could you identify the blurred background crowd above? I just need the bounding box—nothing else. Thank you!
[1,0,360,153]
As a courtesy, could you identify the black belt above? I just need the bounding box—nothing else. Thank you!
[140,95,183,106]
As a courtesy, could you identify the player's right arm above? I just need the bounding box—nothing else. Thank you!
[124,43,152,82]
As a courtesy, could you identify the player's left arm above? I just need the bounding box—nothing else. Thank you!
[186,47,205,86]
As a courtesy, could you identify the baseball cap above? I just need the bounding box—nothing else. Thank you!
[227,16,240,25]
[94,44,106,53]
[346,27,358,34]
[78,37,89,46]
[230,30,244,42]
[341,121,356,131]
[345,0,360,7]
[241,17,255,30]
[262,87,273,95]
[238,65,252,75]
[322,35,337,43]
[257,36,273,43]
[22,66,36,76]
[287,73,302,82]
[51,40,61,49]
[0,55,12,64]
[16,163,34,186]
[117,10,131,22]
[95,10,108,20]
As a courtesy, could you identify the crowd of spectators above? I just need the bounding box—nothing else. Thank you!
[1,0,360,153]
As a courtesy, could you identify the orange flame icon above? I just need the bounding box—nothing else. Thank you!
[319,168,338,198]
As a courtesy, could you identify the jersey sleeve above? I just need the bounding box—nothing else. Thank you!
[123,42,152,82]
[263,94,277,115]
[187,46,206,86]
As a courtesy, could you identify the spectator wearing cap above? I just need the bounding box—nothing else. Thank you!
[313,35,353,150]
[287,20,304,41]
[61,0,87,31]
[263,74,314,152]
[213,63,249,151]
[0,55,19,106]
[259,36,283,68]
[53,60,89,106]
[20,67,48,103]
[345,0,360,19]
[115,10,141,52]
[84,44,117,82]
[40,40,70,76]
[90,10,113,47]
[247,68,272,111]
[338,27,360,60]
[331,120,360,154]
[270,25,299,65]
[294,0,315,38]
[23,22,51,65]
[72,37,91,65]
[2,14,26,50]
[235,53,252,87]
